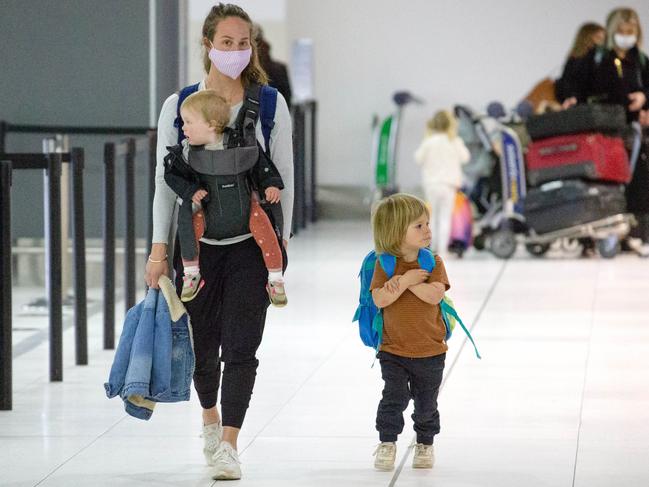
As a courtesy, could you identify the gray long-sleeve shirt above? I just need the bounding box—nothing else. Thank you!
[152,80,294,245]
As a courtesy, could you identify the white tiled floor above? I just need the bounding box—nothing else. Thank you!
[2,220,649,486]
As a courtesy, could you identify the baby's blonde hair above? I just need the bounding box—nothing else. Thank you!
[372,193,429,257]
[181,90,230,132]
[427,110,458,139]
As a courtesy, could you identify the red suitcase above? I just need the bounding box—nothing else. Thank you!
[526,133,631,186]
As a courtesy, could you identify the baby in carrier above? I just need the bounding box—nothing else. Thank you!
[164,90,287,306]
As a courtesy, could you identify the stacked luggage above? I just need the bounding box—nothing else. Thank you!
[523,104,631,235]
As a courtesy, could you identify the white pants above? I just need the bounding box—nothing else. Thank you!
[423,184,456,256]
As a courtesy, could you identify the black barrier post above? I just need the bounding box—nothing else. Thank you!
[310,102,318,223]
[70,148,87,365]
[293,105,307,231]
[1,161,12,410]
[146,130,157,258]
[46,153,63,382]
[0,121,7,154]
[103,143,115,349]
[124,138,136,311]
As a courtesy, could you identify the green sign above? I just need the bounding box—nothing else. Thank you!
[376,116,393,186]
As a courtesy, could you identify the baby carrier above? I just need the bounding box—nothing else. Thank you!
[167,83,283,241]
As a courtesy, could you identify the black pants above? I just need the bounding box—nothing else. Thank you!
[376,351,445,445]
[175,237,269,428]
[177,201,198,261]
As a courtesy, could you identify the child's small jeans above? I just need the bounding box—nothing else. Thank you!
[376,351,445,445]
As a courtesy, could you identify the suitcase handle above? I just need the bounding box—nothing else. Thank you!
[538,142,578,156]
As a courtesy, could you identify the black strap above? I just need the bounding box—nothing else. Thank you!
[229,84,262,148]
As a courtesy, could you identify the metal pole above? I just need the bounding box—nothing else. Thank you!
[70,148,87,365]
[103,143,115,350]
[294,105,307,230]
[310,102,317,223]
[146,130,157,259]
[124,138,136,311]
[46,153,63,381]
[0,121,7,154]
[0,160,12,410]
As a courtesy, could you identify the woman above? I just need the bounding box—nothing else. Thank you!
[562,8,649,254]
[144,3,294,479]
[555,22,606,103]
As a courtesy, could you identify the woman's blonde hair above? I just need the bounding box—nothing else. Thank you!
[569,22,605,58]
[372,193,429,257]
[201,3,269,86]
[427,110,458,138]
[181,90,230,132]
[606,8,643,49]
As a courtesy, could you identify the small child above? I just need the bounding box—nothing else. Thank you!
[164,90,287,305]
[414,110,470,257]
[369,193,450,471]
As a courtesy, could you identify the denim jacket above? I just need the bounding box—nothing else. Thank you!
[104,276,194,420]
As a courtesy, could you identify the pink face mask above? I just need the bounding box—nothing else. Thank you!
[208,46,252,79]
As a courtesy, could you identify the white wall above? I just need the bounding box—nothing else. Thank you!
[286,0,649,190]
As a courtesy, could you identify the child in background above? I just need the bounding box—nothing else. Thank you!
[163,90,287,305]
[370,193,450,471]
[414,110,470,256]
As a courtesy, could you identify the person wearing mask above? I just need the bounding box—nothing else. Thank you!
[562,8,649,255]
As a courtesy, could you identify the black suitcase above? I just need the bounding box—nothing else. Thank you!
[526,104,627,141]
[524,180,626,234]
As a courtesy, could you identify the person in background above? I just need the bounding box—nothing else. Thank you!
[562,8,649,255]
[555,22,606,103]
[414,110,470,257]
[255,24,292,106]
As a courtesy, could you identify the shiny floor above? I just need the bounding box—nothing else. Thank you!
[2,220,649,487]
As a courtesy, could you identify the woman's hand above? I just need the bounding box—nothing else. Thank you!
[145,243,169,289]
[562,97,577,109]
[629,92,647,112]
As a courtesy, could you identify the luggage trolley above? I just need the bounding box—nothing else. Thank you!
[370,91,423,199]
[474,120,639,259]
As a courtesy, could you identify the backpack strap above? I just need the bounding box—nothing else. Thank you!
[417,248,436,272]
[378,254,397,278]
[259,85,278,156]
[440,300,482,359]
[174,83,200,145]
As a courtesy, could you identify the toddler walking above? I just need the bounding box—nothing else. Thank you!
[163,90,287,305]
[414,110,470,256]
[370,193,450,471]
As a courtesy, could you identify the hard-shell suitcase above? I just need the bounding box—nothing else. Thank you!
[524,180,626,234]
[526,133,631,186]
[526,104,627,141]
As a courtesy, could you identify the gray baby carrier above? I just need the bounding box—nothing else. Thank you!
[186,85,269,240]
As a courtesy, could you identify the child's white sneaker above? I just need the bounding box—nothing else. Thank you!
[211,441,242,480]
[266,279,288,307]
[201,422,223,466]
[412,443,434,469]
[373,442,396,471]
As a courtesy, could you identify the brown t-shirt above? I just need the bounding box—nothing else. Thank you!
[370,255,450,358]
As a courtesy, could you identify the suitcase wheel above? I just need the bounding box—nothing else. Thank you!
[596,236,620,259]
[489,229,517,259]
[525,242,550,257]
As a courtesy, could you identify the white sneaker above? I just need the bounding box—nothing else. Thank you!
[412,443,435,469]
[211,442,242,480]
[201,422,223,466]
[373,442,396,471]
[628,238,649,258]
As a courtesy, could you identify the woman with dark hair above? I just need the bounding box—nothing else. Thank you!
[144,3,294,479]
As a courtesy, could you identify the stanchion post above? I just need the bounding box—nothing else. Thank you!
[0,121,7,154]
[0,160,13,410]
[293,105,307,230]
[70,147,87,365]
[103,143,115,350]
[146,130,157,259]
[310,102,317,223]
[124,138,136,311]
[46,153,63,382]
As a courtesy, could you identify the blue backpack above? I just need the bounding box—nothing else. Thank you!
[174,82,278,155]
[352,248,481,359]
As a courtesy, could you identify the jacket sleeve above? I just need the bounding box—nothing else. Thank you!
[252,146,285,192]
[163,146,202,202]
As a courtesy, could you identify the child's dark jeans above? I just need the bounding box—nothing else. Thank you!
[376,351,445,445]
